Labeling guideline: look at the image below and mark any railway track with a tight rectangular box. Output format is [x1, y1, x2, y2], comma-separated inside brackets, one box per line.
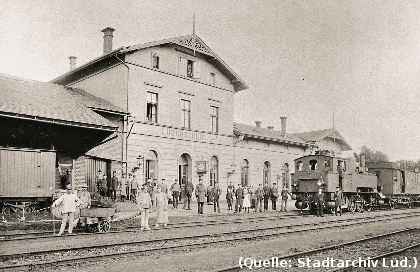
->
[0, 212, 301, 241]
[213, 228, 420, 272]
[2, 207, 417, 241]
[1, 210, 419, 271]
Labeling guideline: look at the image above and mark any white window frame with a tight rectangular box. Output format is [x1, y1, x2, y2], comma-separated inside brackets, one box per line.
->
[180, 99, 191, 129]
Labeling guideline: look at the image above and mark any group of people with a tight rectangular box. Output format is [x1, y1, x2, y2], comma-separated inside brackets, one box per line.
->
[137, 180, 169, 230]
[95, 171, 121, 201]
[167, 179, 293, 215]
[313, 186, 344, 217]
[224, 182, 292, 213]
[52, 170, 311, 235]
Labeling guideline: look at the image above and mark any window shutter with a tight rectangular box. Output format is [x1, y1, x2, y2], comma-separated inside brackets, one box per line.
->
[193, 61, 201, 79]
[179, 57, 187, 77]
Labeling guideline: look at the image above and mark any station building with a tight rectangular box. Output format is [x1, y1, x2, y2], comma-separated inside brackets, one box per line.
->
[51, 28, 313, 193]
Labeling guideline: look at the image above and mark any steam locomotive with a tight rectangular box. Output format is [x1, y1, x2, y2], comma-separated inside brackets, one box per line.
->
[291, 150, 393, 214]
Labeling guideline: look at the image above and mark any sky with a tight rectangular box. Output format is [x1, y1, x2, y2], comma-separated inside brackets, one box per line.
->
[1, 0, 420, 162]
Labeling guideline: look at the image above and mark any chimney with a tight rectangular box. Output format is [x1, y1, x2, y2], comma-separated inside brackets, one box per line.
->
[102, 27, 115, 55]
[267, 126, 274, 130]
[69, 56, 77, 71]
[280, 117, 287, 136]
[255, 121, 261, 128]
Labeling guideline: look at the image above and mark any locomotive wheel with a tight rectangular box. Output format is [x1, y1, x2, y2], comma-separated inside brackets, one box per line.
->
[98, 220, 111, 232]
[365, 204, 372, 212]
[87, 224, 98, 233]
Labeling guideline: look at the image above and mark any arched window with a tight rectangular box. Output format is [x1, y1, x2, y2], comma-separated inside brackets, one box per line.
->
[210, 156, 218, 186]
[263, 161, 271, 185]
[241, 159, 249, 187]
[145, 150, 158, 183]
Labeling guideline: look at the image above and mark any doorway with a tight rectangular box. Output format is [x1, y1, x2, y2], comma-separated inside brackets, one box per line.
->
[178, 153, 192, 197]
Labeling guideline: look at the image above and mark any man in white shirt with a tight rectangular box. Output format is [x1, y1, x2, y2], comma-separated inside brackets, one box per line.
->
[52, 185, 81, 235]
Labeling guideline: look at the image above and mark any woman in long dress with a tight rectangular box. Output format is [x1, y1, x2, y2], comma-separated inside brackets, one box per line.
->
[243, 188, 251, 213]
[155, 186, 168, 228]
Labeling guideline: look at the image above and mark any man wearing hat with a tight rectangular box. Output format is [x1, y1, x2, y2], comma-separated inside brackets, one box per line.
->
[110, 171, 119, 202]
[170, 179, 181, 208]
[314, 187, 325, 217]
[211, 182, 222, 212]
[52, 185, 80, 235]
[137, 183, 152, 230]
[77, 184, 91, 209]
[255, 184, 263, 212]
[334, 186, 343, 216]
[234, 183, 244, 213]
[183, 178, 194, 210]
[195, 178, 206, 214]
[280, 185, 291, 212]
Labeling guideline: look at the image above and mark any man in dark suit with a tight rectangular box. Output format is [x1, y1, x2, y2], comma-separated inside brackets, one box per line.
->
[263, 182, 270, 211]
[270, 183, 279, 210]
[195, 178, 206, 214]
[334, 187, 343, 216]
[211, 182, 222, 212]
[234, 184, 244, 213]
[255, 184, 263, 212]
[314, 187, 325, 217]
[183, 179, 194, 210]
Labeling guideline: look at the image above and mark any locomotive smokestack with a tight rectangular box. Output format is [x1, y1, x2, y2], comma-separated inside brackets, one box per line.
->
[360, 154, 366, 172]
[255, 121, 261, 128]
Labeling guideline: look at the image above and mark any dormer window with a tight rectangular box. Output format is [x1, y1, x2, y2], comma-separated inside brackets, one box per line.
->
[152, 53, 160, 69]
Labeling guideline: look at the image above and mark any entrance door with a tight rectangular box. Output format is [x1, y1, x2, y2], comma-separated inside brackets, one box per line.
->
[178, 153, 191, 198]
[179, 164, 187, 197]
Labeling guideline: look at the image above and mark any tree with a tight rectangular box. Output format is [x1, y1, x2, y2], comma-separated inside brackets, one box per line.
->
[354, 146, 389, 163]
[396, 160, 417, 170]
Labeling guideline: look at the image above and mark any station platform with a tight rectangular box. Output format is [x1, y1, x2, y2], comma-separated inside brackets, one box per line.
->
[112, 198, 293, 222]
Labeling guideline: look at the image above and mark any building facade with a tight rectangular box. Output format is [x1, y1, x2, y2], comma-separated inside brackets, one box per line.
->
[52, 28, 312, 192]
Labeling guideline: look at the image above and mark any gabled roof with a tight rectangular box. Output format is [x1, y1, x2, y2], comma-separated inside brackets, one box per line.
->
[51, 34, 247, 92]
[293, 128, 352, 151]
[0, 73, 118, 131]
[233, 122, 311, 148]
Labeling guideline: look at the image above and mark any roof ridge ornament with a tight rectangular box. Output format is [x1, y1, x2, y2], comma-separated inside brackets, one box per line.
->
[178, 37, 211, 55]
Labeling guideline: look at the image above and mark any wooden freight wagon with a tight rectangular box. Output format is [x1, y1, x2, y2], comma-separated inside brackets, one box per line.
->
[368, 162, 420, 207]
[0, 146, 56, 214]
